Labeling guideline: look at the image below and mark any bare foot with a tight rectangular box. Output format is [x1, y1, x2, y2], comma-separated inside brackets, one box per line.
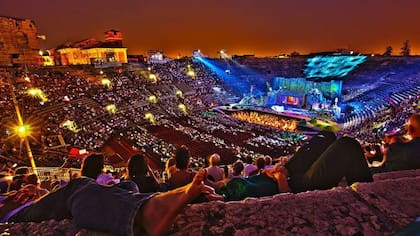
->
[186, 169, 206, 198]
[137, 169, 209, 235]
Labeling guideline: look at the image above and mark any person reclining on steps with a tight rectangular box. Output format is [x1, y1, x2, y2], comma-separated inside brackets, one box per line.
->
[0, 169, 222, 236]
[212, 133, 373, 200]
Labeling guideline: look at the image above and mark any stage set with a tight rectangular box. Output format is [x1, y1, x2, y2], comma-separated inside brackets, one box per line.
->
[194, 50, 367, 127]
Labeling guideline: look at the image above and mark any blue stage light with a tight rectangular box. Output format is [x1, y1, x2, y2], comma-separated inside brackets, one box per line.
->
[196, 57, 263, 96]
[304, 55, 367, 79]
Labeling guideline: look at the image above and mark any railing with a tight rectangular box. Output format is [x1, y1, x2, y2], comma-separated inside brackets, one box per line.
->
[25, 167, 81, 182]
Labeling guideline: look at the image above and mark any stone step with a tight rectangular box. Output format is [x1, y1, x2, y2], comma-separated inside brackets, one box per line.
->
[352, 176, 420, 228]
[1, 170, 419, 235]
[171, 188, 395, 235]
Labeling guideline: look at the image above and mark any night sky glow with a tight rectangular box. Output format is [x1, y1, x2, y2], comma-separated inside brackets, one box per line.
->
[1, 0, 420, 57]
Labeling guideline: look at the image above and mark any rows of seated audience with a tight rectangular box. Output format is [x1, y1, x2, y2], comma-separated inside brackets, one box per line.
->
[2, 109, 418, 196]
[341, 57, 420, 128]
[0, 61, 419, 234]
[0, 57, 419, 194]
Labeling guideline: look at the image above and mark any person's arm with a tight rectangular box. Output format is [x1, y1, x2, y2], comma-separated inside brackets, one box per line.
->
[204, 178, 227, 189]
[146, 160, 161, 184]
[135, 169, 223, 235]
[273, 167, 290, 193]
[379, 143, 400, 171]
[262, 164, 290, 193]
[369, 151, 387, 168]
[0, 185, 40, 222]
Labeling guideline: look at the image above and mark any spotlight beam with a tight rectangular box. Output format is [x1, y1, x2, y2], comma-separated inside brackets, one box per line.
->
[6, 72, 37, 174]
[196, 57, 262, 96]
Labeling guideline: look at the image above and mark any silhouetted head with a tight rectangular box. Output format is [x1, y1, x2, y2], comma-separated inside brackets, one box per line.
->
[175, 145, 190, 170]
[255, 157, 266, 170]
[246, 155, 254, 164]
[14, 167, 29, 176]
[25, 173, 39, 185]
[232, 161, 244, 176]
[81, 154, 104, 179]
[128, 154, 148, 178]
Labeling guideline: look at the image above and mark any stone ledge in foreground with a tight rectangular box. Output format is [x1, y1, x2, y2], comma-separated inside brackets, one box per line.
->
[352, 176, 420, 228]
[0, 170, 418, 235]
[170, 188, 394, 235]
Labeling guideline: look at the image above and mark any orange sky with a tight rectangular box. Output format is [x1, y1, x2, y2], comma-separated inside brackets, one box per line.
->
[1, 0, 420, 57]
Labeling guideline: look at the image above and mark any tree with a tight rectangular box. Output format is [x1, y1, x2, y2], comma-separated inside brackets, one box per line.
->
[290, 51, 300, 57]
[383, 46, 393, 56]
[400, 40, 411, 56]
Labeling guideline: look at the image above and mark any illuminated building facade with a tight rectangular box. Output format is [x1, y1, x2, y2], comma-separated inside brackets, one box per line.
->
[148, 50, 170, 63]
[57, 30, 127, 66]
[39, 50, 55, 66]
[0, 16, 41, 66]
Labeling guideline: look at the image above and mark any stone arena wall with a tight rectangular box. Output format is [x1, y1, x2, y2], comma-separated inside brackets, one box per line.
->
[0, 16, 41, 66]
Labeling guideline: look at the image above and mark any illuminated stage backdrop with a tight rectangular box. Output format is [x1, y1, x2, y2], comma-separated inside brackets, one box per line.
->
[304, 55, 367, 79]
[272, 77, 343, 100]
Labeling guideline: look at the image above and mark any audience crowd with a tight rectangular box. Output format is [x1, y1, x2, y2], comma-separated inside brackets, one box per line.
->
[0, 57, 419, 234]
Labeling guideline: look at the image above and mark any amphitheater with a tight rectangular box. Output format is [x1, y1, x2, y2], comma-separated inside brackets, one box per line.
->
[1, 48, 420, 235]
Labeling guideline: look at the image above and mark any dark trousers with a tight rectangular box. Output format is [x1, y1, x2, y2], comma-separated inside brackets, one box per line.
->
[11, 178, 150, 236]
[287, 136, 373, 193]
